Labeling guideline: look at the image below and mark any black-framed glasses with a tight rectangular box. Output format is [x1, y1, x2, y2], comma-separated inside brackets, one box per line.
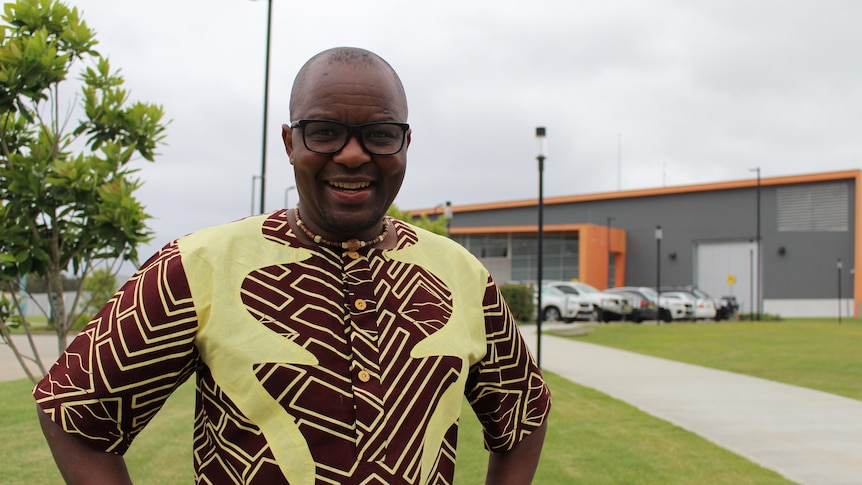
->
[290, 119, 410, 155]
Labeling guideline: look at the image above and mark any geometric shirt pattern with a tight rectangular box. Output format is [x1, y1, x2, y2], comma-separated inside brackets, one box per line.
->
[34, 210, 551, 484]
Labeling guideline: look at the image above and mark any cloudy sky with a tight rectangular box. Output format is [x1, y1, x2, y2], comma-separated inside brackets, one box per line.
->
[49, 0, 862, 262]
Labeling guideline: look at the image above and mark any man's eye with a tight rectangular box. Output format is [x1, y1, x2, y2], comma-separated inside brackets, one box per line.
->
[307, 128, 338, 139]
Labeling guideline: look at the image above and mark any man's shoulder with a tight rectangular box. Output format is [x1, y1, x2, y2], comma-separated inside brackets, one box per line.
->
[178, 214, 272, 242]
[391, 219, 486, 271]
[394, 220, 466, 252]
[176, 212, 277, 255]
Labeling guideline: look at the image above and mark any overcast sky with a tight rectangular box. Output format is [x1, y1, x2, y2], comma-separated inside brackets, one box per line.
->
[51, 0, 862, 263]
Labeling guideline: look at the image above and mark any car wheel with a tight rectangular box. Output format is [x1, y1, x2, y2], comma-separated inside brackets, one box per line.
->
[660, 309, 672, 322]
[543, 306, 562, 322]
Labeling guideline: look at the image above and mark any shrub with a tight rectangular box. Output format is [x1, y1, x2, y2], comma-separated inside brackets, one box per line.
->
[500, 284, 535, 322]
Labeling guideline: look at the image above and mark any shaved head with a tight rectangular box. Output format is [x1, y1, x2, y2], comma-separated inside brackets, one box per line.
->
[289, 47, 407, 117]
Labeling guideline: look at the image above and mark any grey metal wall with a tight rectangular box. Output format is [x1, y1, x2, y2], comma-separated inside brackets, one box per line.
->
[449, 179, 856, 300]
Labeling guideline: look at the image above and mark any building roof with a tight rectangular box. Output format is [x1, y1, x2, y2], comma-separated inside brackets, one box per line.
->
[412, 169, 861, 216]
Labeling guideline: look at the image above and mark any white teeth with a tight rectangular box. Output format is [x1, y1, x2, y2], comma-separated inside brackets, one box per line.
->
[331, 181, 370, 190]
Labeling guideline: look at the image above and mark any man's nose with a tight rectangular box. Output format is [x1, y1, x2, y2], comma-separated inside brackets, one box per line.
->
[332, 135, 371, 167]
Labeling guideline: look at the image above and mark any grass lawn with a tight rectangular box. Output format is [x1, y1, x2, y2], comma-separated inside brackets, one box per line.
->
[2, 373, 791, 484]
[552, 318, 862, 401]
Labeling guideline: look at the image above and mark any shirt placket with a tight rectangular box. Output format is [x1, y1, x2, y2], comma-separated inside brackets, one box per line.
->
[343, 249, 386, 461]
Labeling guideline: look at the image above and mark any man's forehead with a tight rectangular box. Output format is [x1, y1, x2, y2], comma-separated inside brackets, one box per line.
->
[302, 60, 389, 86]
[290, 61, 407, 116]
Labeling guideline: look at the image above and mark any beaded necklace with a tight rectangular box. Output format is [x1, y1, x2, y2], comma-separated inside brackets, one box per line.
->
[293, 207, 389, 252]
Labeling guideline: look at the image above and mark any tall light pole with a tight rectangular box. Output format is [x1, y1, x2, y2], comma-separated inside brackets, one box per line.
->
[535, 126, 546, 369]
[284, 185, 297, 210]
[250, 175, 262, 216]
[655, 225, 663, 324]
[750, 167, 761, 320]
[749, 247, 754, 320]
[254, 0, 274, 215]
[444, 200, 453, 236]
[837, 259, 843, 324]
[606, 216, 614, 288]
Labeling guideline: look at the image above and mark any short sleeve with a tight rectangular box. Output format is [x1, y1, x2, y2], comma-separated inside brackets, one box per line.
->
[465, 277, 551, 453]
[32, 241, 200, 454]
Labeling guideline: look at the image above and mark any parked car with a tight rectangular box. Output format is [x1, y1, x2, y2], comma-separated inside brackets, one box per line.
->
[610, 286, 691, 322]
[663, 290, 716, 320]
[603, 288, 656, 323]
[661, 285, 734, 320]
[534, 285, 592, 322]
[719, 295, 740, 318]
[548, 281, 632, 322]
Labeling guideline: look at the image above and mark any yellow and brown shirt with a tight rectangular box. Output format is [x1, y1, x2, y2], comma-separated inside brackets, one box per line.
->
[34, 211, 550, 484]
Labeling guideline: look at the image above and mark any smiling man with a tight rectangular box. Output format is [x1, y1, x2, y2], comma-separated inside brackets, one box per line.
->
[35, 47, 550, 484]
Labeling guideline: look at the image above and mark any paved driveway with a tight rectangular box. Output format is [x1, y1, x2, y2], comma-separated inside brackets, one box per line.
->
[1, 333, 61, 382]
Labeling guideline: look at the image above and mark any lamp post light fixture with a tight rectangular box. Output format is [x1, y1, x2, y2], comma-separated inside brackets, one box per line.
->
[837, 259, 843, 324]
[750, 167, 761, 320]
[535, 126, 546, 369]
[443, 200, 453, 235]
[655, 225, 663, 324]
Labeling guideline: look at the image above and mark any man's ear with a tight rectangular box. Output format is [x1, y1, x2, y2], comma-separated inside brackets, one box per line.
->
[282, 123, 294, 164]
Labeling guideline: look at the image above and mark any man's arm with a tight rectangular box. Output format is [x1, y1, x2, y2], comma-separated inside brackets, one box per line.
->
[485, 420, 548, 485]
[38, 406, 133, 485]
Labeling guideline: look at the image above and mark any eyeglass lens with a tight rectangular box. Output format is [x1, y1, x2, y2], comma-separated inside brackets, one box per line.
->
[302, 121, 405, 155]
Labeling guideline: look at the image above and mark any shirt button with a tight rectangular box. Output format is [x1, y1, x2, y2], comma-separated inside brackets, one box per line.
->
[354, 299, 367, 311]
[358, 370, 371, 382]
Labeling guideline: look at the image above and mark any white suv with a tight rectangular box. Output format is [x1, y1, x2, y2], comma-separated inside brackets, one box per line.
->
[548, 281, 632, 322]
[534, 285, 592, 322]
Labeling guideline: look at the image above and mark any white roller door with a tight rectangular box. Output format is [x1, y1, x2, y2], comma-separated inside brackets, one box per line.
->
[695, 240, 759, 315]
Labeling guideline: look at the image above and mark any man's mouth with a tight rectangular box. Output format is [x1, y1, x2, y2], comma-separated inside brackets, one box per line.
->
[329, 181, 372, 192]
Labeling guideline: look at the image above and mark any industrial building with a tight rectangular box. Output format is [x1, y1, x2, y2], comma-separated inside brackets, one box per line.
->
[419, 170, 859, 318]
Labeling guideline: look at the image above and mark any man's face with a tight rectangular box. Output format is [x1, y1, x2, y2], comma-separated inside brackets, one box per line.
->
[282, 62, 409, 242]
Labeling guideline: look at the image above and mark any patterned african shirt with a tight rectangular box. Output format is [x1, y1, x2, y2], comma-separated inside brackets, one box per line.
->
[34, 211, 551, 484]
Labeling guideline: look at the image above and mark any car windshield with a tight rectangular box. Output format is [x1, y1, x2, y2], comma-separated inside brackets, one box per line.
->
[576, 284, 599, 293]
[542, 286, 565, 297]
[555, 285, 576, 295]
[640, 287, 658, 299]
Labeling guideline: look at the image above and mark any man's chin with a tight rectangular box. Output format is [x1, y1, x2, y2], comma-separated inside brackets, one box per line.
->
[319, 209, 387, 240]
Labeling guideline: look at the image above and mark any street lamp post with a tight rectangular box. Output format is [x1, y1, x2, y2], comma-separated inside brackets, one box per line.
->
[250, 175, 262, 216]
[444, 200, 453, 236]
[284, 185, 297, 210]
[606, 216, 614, 288]
[750, 167, 761, 320]
[655, 225, 663, 324]
[254, 0, 274, 215]
[749, 247, 754, 320]
[837, 259, 843, 324]
[535, 126, 546, 369]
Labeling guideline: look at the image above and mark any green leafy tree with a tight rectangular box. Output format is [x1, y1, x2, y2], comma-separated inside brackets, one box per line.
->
[387, 204, 449, 236]
[0, 0, 167, 382]
[72, 266, 116, 330]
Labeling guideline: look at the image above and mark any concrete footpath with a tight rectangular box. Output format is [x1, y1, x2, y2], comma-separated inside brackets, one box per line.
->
[1, 333, 59, 382]
[523, 323, 862, 485]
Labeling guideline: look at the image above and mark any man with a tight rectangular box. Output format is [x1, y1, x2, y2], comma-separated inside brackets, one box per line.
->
[35, 47, 550, 484]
